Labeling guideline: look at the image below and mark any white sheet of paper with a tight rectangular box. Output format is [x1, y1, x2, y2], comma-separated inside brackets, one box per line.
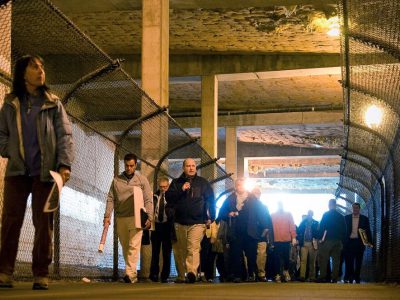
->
[43, 171, 64, 212]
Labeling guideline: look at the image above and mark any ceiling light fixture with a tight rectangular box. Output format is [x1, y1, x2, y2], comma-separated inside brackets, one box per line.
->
[365, 105, 383, 128]
[308, 14, 340, 37]
[327, 16, 340, 37]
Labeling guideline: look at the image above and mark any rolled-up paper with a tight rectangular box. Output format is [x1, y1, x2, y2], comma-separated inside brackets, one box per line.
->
[98, 223, 109, 253]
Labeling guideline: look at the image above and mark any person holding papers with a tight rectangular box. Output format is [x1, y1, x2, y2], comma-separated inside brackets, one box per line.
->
[316, 199, 346, 283]
[103, 153, 153, 284]
[0, 55, 74, 290]
[343, 202, 372, 284]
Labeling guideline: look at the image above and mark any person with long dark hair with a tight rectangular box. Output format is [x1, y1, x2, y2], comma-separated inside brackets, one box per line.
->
[0, 55, 74, 290]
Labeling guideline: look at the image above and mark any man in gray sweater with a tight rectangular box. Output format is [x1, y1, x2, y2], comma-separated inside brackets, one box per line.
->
[103, 153, 153, 283]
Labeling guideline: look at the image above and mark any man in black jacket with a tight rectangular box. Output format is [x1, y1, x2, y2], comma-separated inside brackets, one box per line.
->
[317, 199, 346, 283]
[149, 177, 173, 283]
[165, 158, 215, 283]
[219, 178, 269, 283]
[343, 202, 372, 284]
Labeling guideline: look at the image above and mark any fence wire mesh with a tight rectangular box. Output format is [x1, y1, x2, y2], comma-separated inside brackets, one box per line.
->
[0, 0, 233, 280]
[338, 0, 400, 281]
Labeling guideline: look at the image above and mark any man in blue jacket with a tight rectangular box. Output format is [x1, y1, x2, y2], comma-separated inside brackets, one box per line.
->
[165, 158, 215, 283]
[297, 210, 319, 281]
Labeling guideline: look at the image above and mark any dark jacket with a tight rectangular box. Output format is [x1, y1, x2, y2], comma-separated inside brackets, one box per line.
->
[319, 209, 347, 243]
[165, 173, 215, 226]
[0, 92, 74, 182]
[219, 192, 271, 241]
[297, 218, 319, 247]
[344, 213, 372, 249]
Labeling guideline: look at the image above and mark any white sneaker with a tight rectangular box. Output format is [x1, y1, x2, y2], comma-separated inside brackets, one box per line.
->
[283, 271, 291, 282]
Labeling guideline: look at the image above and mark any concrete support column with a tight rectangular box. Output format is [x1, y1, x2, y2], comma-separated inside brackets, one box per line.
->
[140, 0, 169, 280]
[201, 75, 218, 159]
[140, 0, 169, 187]
[141, 0, 169, 108]
[225, 126, 237, 180]
[0, 1, 12, 225]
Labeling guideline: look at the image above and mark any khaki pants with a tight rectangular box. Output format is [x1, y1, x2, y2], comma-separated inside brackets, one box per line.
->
[256, 242, 267, 278]
[117, 216, 143, 280]
[300, 241, 317, 280]
[139, 243, 152, 279]
[174, 223, 205, 277]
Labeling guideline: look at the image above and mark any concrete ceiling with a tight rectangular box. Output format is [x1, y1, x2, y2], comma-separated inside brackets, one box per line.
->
[50, 0, 343, 191]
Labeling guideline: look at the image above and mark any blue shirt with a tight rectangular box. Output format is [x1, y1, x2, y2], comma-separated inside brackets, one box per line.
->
[20, 94, 44, 176]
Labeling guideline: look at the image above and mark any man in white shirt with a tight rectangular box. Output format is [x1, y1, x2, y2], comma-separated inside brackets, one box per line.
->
[343, 202, 372, 284]
[150, 177, 173, 283]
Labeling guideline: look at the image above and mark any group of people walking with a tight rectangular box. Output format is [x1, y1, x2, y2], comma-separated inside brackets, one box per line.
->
[104, 153, 373, 286]
[0, 55, 372, 291]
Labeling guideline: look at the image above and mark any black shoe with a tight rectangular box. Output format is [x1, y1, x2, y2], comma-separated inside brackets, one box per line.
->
[160, 278, 168, 283]
[0, 281, 13, 288]
[32, 283, 48, 290]
[149, 275, 158, 282]
[0, 273, 13, 288]
[186, 272, 196, 283]
[315, 278, 327, 283]
[257, 276, 267, 282]
[232, 277, 242, 283]
[246, 276, 256, 282]
[297, 277, 305, 282]
[174, 278, 185, 284]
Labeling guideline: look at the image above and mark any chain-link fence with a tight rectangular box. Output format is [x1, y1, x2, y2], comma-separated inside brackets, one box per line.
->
[338, 0, 400, 281]
[0, 0, 233, 280]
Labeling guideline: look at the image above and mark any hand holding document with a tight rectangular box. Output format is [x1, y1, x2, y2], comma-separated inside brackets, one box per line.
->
[43, 171, 64, 213]
[140, 208, 149, 229]
[358, 228, 373, 248]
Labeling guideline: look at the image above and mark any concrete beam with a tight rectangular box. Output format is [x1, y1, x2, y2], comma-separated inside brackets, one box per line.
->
[217, 67, 341, 81]
[42, 53, 340, 83]
[84, 110, 342, 134]
[168, 0, 337, 9]
[174, 111, 343, 128]
[52, 0, 337, 13]
[121, 53, 341, 78]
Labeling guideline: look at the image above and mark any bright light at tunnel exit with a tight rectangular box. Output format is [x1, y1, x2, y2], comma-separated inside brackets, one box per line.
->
[215, 191, 343, 226]
[365, 105, 383, 128]
[244, 178, 256, 191]
[259, 192, 337, 225]
[327, 16, 340, 37]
